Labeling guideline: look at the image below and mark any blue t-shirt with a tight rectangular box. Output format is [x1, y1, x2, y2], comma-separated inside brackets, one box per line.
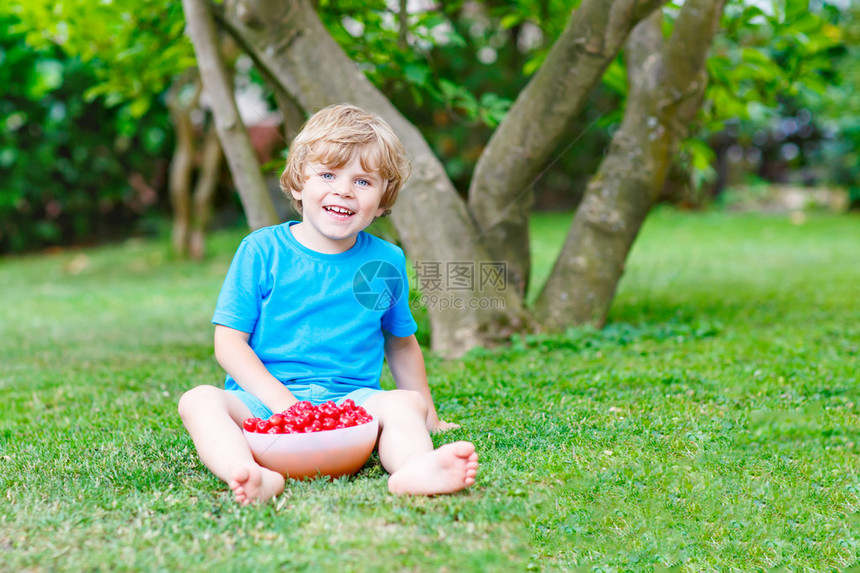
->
[212, 221, 417, 396]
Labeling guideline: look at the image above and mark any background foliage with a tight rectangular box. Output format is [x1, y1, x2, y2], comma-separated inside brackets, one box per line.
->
[0, 0, 191, 252]
[0, 12, 173, 252]
[0, 0, 857, 254]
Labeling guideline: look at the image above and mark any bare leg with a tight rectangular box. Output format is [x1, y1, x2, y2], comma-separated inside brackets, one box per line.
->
[178, 385, 285, 505]
[363, 390, 478, 495]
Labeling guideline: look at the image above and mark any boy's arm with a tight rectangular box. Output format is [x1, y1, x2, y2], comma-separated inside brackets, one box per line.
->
[214, 324, 298, 414]
[383, 333, 459, 433]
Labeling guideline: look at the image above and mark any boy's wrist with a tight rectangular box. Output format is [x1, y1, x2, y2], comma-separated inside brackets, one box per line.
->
[271, 398, 299, 414]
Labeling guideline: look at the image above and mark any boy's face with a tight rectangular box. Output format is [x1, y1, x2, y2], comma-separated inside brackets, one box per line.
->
[290, 155, 386, 254]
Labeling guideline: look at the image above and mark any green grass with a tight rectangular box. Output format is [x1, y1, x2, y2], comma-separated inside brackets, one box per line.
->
[1, 208, 859, 571]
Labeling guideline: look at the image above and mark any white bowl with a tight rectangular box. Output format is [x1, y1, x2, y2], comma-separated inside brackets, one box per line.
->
[244, 418, 379, 480]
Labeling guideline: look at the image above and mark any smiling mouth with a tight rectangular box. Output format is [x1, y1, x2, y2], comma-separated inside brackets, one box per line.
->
[324, 205, 356, 217]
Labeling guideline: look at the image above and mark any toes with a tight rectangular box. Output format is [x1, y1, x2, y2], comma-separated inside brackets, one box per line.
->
[231, 466, 250, 485]
[452, 441, 476, 458]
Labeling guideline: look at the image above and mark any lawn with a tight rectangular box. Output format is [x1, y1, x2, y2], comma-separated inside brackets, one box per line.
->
[1, 208, 858, 571]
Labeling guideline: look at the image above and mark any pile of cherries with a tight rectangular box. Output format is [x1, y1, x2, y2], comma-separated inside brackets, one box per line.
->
[243, 399, 373, 434]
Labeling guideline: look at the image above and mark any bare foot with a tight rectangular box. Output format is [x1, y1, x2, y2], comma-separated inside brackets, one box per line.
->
[228, 464, 285, 505]
[388, 441, 478, 496]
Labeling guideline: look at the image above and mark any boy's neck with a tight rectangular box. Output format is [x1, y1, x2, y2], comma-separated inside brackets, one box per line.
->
[289, 221, 359, 254]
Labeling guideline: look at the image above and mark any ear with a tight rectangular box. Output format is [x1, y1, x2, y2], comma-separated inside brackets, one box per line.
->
[290, 187, 302, 202]
[374, 205, 385, 218]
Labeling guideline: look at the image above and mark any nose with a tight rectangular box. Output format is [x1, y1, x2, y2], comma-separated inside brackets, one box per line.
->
[332, 178, 353, 198]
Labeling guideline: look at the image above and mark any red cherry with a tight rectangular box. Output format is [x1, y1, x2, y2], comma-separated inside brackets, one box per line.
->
[255, 419, 271, 433]
[291, 401, 313, 414]
[319, 401, 339, 419]
[243, 418, 258, 432]
[294, 411, 313, 430]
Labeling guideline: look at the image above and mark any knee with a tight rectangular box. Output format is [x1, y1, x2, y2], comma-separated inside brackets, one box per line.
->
[177, 385, 220, 420]
[365, 389, 429, 423]
[391, 389, 429, 418]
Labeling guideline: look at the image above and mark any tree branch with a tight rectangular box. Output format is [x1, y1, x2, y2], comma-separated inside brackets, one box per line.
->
[181, 0, 278, 230]
[466, 0, 669, 298]
[624, 10, 663, 91]
[664, 0, 726, 92]
[533, 0, 727, 330]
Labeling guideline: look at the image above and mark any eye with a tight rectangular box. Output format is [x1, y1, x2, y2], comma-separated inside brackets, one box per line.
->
[356, 178, 371, 187]
[320, 172, 334, 180]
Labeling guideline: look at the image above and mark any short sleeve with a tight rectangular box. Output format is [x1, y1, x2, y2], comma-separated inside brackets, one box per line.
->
[381, 250, 418, 337]
[212, 238, 268, 334]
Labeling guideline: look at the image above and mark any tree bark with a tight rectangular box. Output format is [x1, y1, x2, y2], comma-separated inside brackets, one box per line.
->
[182, 0, 279, 231]
[214, 0, 529, 356]
[189, 124, 223, 260]
[273, 87, 304, 143]
[166, 75, 198, 258]
[533, 0, 726, 329]
[467, 0, 668, 298]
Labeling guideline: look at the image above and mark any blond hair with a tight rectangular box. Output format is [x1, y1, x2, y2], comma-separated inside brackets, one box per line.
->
[280, 104, 411, 216]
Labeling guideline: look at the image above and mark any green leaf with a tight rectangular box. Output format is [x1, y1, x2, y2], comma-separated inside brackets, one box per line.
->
[127, 96, 150, 119]
[478, 92, 512, 127]
[403, 63, 430, 87]
[438, 79, 460, 100]
[26, 58, 63, 98]
[785, 11, 824, 36]
[684, 137, 716, 171]
[785, 0, 811, 21]
[523, 53, 546, 76]
[500, 13, 523, 30]
[601, 59, 627, 97]
[740, 47, 771, 68]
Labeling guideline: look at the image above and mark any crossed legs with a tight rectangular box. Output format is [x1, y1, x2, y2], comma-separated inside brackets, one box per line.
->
[178, 386, 478, 503]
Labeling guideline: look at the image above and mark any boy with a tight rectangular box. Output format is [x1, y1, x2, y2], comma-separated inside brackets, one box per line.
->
[178, 104, 478, 505]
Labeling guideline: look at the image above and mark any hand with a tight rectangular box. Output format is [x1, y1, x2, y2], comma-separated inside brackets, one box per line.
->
[429, 419, 460, 433]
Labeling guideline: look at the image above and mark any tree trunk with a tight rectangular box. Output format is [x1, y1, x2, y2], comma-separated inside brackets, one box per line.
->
[533, 0, 726, 330]
[182, 0, 279, 231]
[273, 87, 304, 144]
[166, 72, 202, 257]
[214, 0, 529, 356]
[467, 0, 668, 299]
[189, 123, 223, 260]
[167, 98, 194, 258]
[197, 0, 728, 355]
